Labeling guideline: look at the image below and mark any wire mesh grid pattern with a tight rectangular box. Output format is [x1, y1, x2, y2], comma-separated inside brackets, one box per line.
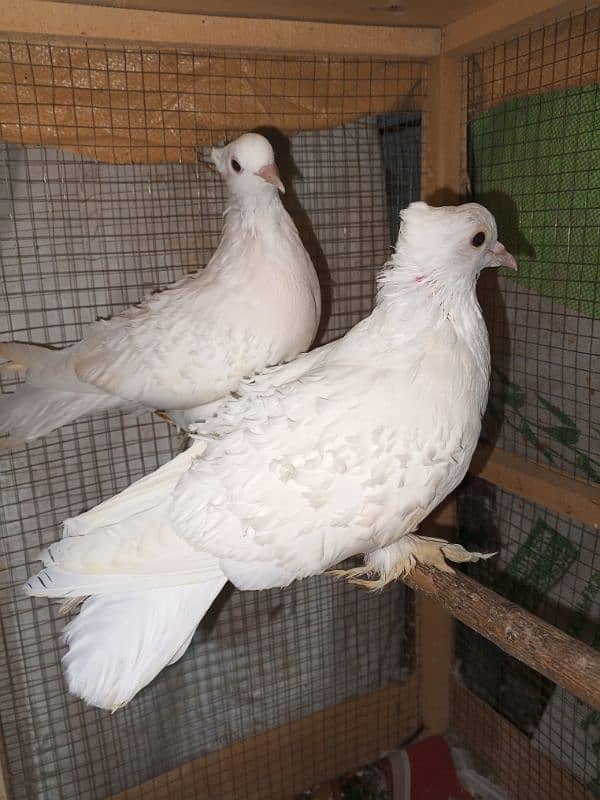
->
[0, 40, 424, 800]
[465, 8, 600, 485]
[454, 14, 600, 795]
[454, 477, 600, 797]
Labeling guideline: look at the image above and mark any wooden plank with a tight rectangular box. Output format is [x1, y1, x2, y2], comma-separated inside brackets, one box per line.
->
[0, 758, 8, 800]
[421, 53, 468, 203]
[0, 0, 441, 57]
[416, 51, 465, 735]
[470, 444, 600, 528]
[443, 0, 589, 55]
[31, 0, 498, 29]
[406, 565, 600, 710]
[417, 498, 456, 733]
[106, 679, 420, 800]
[452, 683, 596, 800]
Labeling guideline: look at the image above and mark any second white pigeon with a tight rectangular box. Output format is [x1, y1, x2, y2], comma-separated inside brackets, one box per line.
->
[0, 132, 321, 448]
[25, 202, 517, 711]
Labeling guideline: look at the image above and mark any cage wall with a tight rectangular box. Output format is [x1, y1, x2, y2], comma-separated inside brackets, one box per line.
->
[0, 41, 426, 800]
[452, 9, 599, 799]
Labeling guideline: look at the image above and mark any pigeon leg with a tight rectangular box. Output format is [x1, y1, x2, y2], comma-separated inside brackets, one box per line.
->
[329, 535, 495, 590]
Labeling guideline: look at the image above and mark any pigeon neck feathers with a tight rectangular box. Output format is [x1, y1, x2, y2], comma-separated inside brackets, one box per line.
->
[375, 245, 480, 321]
[226, 183, 283, 217]
[375, 202, 497, 323]
[222, 191, 287, 241]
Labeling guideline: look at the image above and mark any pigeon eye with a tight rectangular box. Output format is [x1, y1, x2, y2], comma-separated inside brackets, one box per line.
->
[231, 159, 241, 173]
[471, 231, 486, 247]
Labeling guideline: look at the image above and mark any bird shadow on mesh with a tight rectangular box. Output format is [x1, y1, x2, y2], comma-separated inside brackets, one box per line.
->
[475, 190, 534, 453]
[252, 126, 332, 346]
[426, 187, 534, 455]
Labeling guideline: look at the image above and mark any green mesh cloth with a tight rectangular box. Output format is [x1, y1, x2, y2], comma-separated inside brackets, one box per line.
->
[469, 84, 599, 319]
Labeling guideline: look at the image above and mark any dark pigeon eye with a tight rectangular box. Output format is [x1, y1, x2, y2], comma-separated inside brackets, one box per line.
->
[231, 158, 241, 173]
[471, 231, 486, 247]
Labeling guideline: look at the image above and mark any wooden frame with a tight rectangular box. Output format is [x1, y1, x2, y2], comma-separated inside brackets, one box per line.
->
[444, 0, 590, 54]
[470, 444, 599, 529]
[0, 1, 596, 798]
[107, 680, 420, 800]
[452, 683, 596, 800]
[417, 50, 465, 736]
[0, 0, 441, 57]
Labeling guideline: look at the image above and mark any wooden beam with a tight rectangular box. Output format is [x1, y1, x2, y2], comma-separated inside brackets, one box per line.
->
[0, 0, 441, 57]
[470, 444, 600, 529]
[417, 498, 456, 733]
[443, 0, 588, 55]
[452, 683, 596, 799]
[0, 723, 10, 800]
[416, 51, 466, 736]
[0, 761, 7, 800]
[421, 53, 467, 203]
[407, 565, 600, 710]
[107, 679, 420, 800]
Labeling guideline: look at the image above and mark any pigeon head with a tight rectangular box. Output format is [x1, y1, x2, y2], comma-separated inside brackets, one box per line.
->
[210, 133, 285, 202]
[396, 202, 517, 282]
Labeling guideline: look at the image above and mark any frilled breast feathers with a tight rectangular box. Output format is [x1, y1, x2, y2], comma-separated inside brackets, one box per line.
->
[73, 203, 320, 410]
[166, 306, 489, 590]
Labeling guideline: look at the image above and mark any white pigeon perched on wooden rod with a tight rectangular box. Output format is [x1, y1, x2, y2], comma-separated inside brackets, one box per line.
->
[25, 201, 517, 711]
[0, 132, 321, 449]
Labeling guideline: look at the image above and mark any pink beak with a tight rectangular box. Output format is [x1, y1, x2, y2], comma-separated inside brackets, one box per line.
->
[257, 164, 285, 194]
[490, 240, 518, 271]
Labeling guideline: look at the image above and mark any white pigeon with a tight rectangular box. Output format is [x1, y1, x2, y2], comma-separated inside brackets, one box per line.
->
[25, 202, 517, 711]
[0, 132, 321, 448]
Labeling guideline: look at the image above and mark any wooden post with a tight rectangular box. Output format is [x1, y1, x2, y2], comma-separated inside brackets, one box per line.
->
[407, 565, 600, 710]
[0, 735, 9, 800]
[417, 499, 456, 733]
[470, 444, 600, 529]
[417, 52, 466, 735]
[421, 54, 468, 206]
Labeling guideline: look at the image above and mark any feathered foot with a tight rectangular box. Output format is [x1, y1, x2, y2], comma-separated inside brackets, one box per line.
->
[329, 535, 496, 590]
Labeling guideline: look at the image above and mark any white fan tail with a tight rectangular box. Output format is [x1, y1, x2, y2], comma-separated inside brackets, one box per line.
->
[62, 578, 227, 711]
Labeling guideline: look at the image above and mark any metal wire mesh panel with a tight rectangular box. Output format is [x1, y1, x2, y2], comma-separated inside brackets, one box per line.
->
[0, 41, 424, 800]
[454, 477, 600, 798]
[465, 8, 600, 484]
[454, 15, 600, 794]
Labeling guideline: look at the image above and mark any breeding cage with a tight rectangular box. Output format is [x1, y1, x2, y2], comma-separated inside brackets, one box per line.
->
[0, 1, 598, 799]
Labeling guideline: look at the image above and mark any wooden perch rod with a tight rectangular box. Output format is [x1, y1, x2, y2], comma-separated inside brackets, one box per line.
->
[406, 565, 600, 711]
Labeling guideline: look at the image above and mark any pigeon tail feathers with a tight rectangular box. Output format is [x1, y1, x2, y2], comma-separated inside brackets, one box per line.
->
[61, 578, 227, 711]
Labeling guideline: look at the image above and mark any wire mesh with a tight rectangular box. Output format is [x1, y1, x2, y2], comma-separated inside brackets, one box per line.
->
[454, 477, 600, 798]
[453, 12, 600, 796]
[465, 7, 600, 485]
[0, 40, 424, 800]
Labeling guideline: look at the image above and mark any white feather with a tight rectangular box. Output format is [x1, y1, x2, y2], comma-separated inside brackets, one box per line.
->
[1, 132, 320, 448]
[62, 580, 226, 711]
[26, 202, 515, 709]
[0, 385, 126, 449]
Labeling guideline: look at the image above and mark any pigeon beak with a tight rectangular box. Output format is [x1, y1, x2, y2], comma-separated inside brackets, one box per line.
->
[257, 164, 285, 194]
[489, 241, 518, 271]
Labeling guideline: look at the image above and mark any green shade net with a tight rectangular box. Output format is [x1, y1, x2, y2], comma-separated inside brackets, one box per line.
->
[469, 84, 599, 319]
